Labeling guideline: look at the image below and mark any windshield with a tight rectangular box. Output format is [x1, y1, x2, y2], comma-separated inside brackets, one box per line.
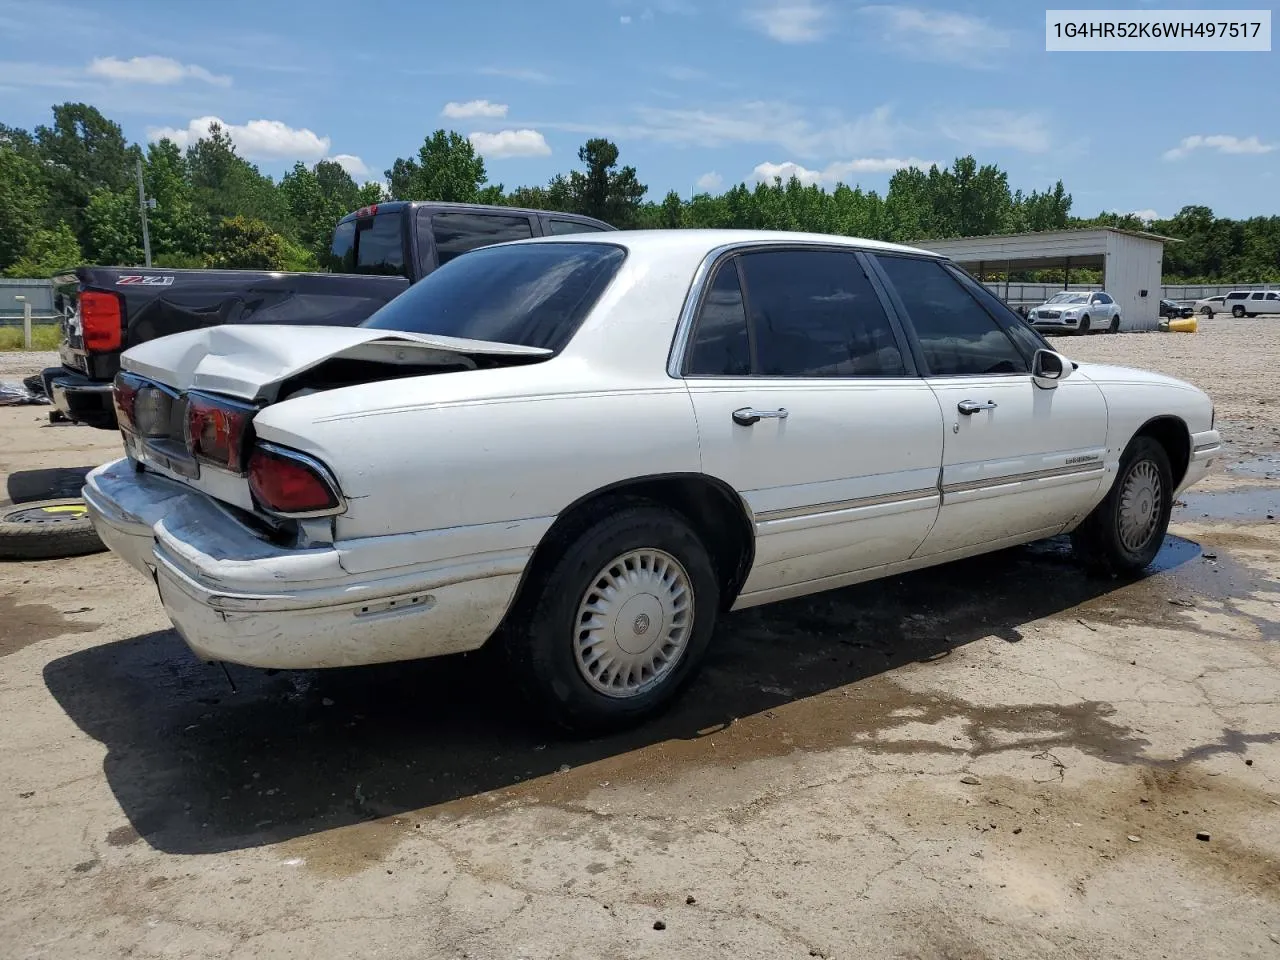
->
[361, 241, 625, 351]
[1047, 293, 1089, 304]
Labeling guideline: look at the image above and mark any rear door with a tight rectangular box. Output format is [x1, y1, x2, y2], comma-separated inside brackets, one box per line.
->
[682, 246, 945, 602]
[872, 254, 1109, 558]
[1264, 292, 1280, 316]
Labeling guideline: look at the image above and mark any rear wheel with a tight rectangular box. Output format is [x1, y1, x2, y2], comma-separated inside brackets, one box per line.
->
[1071, 436, 1173, 576]
[503, 501, 721, 733]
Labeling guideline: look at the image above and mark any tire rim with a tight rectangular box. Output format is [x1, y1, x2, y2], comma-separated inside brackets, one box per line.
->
[2, 502, 88, 524]
[1117, 460, 1162, 553]
[573, 548, 694, 699]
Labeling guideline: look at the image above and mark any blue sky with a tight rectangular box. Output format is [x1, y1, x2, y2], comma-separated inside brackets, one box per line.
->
[0, 0, 1275, 219]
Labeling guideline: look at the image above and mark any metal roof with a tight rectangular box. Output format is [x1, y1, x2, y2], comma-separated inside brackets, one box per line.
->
[914, 226, 1180, 272]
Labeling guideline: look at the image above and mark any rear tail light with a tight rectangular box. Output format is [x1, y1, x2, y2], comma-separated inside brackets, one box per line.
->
[80, 290, 123, 352]
[248, 444, 343, 516]
[185, 392, 256, 473]
[112, 372, 142, 431]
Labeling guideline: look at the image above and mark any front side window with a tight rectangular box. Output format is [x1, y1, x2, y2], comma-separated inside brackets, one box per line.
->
[430, 212, 534, 266]
[876, 255, 1028, 377]
[687, 260, 751, 376]
[736, 249, 905, 377]
[362, 242, 624, 352]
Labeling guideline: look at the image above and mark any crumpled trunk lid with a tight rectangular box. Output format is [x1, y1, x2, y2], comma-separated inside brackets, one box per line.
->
[120, 324, 552, 402]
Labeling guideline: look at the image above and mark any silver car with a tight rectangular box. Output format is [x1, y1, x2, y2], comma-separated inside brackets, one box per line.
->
[1027, 291, 1121, 335]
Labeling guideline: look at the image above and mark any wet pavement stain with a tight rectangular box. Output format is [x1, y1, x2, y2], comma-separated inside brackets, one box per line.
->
[0, 592, 97, 658]
[1175, 486, 1280, 522]
[39, 528, 1279, 862]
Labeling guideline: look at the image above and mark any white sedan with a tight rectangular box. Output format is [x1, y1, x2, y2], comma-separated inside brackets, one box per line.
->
[84, 230, 1221, 732]
[1026, 291, 1122, 334]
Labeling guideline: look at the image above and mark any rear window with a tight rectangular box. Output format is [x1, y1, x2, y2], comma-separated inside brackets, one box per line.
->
[361, 242, 625, 351]
[322, 213, 405, 277]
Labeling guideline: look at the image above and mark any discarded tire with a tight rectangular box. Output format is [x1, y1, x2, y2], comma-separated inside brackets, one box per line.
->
[0, 498, 106, 560]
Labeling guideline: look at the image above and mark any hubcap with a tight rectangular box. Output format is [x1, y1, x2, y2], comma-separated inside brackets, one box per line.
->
[573, 549, 694, 698]
[1118, 459, 1163, 553]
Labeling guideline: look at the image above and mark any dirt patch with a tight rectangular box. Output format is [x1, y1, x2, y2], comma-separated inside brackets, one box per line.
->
[0, 592, 96, 657]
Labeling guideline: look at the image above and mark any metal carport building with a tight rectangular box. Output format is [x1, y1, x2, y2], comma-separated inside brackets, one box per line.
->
[917, 227, 1176, 332]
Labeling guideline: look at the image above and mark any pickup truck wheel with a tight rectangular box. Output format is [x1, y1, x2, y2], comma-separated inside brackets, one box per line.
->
[1070, 436, 1172, 576]
[506, 503, 720, 733]
[0, 498, 106, 561]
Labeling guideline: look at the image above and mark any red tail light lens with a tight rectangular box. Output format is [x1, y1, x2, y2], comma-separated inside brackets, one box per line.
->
[112, 372, 141, 430]
[248, 445, 342, 516]
[185, 393, 255, 473]
[80, 290, 123, 352]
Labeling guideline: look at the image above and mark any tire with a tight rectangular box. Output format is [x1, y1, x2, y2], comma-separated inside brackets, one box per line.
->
[1109, 314, 1121, 333]
[1077, 314, 1091, 335]
[0, 498, 106, 561]
[503, 500, 721, 733]
[1071, 436, 1173, 577]
[1232, 305, 1246, 318]
[1246, 313, 1257, 318]
[1201, 307, 1213, 317]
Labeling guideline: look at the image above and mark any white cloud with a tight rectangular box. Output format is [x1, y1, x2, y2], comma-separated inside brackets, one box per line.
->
[939, 109, 1050, 154]
[1162, 134, 1276, 160]
[695, 171, 723, 191]
[857, 6, 1011, 66]
[1129, 208, 1160, 222]
[620, 14, 632, 23]
[330, 154, 370, 178]
[661, 65, 707, 82]
[753, 156, 933, 186]
[88, 55, 230, 87]
[468, 128, 551, 158]
[477, 66, 553, 84]
[442, 99, 508, 119]
[146, 116, 330, 161]
[745, 0, 828, 42]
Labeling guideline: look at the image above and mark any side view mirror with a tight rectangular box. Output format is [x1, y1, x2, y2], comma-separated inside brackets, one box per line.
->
[1032, 348, 1073, 389]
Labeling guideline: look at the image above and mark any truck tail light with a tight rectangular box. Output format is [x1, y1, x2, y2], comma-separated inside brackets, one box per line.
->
[80, 290, 124, 352]
[185, 393, 255, 473]
[248, 444, 343, 516]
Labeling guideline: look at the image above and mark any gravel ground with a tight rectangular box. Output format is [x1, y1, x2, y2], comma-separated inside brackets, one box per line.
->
[0, 350, 57, 380]
[1, 319, 1277, 960]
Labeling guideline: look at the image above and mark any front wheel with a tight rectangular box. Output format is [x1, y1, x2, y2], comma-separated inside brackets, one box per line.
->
[1109, 314, 1121, 333]
[504, 501, 721, 733]
[1071, 436, 1173, 576]
[1078, 314, 1091, 334]
[1201, 306, 1213, 317]
[1232, 305, 1246, 318]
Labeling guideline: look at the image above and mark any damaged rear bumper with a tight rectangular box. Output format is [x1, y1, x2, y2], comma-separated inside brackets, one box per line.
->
[83, 458, 534, 669]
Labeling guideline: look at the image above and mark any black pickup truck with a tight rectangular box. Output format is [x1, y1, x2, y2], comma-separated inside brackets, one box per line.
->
[44, 201, 614, 428]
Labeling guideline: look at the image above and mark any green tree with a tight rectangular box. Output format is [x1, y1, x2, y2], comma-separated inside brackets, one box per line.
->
[0, 148, 50, 270]
[5, 222, 83, 277]
[34, 103, 138, 244]
[566, 138, 646, 227]
[205, 216, 289, 270]
[83, 188, 143, 265]
[281, 158, 360, 258]
[144, 138, 209, 261]
[384, 130, 489, 202]
[187, 123, 290, 234]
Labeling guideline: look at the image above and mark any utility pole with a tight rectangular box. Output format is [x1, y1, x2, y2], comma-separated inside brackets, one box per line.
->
[135, 156, 154, 267]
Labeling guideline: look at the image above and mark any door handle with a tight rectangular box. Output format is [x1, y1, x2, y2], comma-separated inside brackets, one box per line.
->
[957, 399, 997, 415]
[732, 407, 789, 426]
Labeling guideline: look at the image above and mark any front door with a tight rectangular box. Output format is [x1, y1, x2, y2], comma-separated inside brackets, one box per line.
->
[872, 254, 1109, 557]
[679, 248, 945, 601]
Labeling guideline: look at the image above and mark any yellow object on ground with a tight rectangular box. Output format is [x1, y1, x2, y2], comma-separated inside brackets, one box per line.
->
[1168, 316, 1198, 333]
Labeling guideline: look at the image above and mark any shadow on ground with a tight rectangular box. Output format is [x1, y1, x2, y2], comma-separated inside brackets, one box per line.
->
[43, 534, 1218, 856]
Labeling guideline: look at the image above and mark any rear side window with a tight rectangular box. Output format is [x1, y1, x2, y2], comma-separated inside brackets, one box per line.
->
[431, 212, 534, 266]
[326, 219, 356, 272]
[687, 261, 751, 376]
[362, 242, 624, 352]
[737, 249, 905, 377]
[548, 219, 607, 235]
[876, 255, 1027, 376]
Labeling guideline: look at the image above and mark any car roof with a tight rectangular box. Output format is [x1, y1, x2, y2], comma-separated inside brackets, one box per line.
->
[508, 228, 942, 258]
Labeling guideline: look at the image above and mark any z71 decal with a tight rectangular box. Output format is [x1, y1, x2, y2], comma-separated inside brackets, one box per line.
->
[117, 275, 174, 286]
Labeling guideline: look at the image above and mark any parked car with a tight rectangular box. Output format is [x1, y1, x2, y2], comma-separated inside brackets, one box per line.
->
[1026, 290, 1122, 334]
[1193, 295, 1226, 317]
[1159, 299, 1194, 320]
[42, 202, 614, 429]
[1222, 290, 1280, 318]
[83, 230, 1220, 732]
